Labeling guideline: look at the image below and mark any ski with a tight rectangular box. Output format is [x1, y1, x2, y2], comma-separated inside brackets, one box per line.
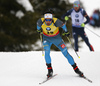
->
[39, 74, 57, 85]
[81, 75, 92, 83]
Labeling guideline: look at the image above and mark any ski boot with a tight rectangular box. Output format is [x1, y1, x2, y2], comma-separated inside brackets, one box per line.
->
[89, 45, 94, 51]
[72, 63, 84, 77]
[46, 63, 53, 78]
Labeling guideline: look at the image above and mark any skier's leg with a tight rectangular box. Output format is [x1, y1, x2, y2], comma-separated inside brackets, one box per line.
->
[80, 31, 94, 51]
[73, 32, 78, 51]
[55, 40, 75, 65]
[54, 39, 83, 76]
[43, 40, 52, 64]
[43, 40, 53, 78]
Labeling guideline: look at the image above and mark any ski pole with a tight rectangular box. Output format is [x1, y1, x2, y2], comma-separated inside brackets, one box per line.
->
[64, 20, 80, 58]
[64, 21, 80, 58]
[66, 37, 80, 58]
[85, 26, 100, 38]
[40, 34, 44, 56]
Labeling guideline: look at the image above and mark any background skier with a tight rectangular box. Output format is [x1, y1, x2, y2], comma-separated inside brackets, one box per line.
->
[62, 1, 94, 51]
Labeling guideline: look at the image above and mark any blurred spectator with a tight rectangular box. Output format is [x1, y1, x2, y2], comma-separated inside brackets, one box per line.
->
[89, 9, 100, 27]
[90, 16, 95, 26]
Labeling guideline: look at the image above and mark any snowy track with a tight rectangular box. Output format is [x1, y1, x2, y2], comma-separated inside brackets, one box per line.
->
[0, 51, 100, 86]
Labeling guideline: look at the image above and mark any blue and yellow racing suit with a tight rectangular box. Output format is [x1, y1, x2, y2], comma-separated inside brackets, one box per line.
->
[37, 17, 75, 65]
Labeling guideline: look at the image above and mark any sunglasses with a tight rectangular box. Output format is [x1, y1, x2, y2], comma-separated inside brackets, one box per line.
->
[73, 4, 80, 7]
[45, 19, 52, 21]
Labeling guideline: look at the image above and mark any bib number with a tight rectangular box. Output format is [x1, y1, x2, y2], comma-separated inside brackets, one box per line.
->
[75, 19, 79, 22]
[47, 31, 53, 34]
[75, 19, 80, 25]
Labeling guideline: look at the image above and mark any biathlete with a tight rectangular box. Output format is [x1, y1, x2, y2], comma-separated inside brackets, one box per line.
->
[37, 10, 83, 78]
[62, 1, 94, 51]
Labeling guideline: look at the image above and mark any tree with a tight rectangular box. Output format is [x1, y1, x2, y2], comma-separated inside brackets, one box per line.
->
[0, 0, 81, 51]
[0, 0, 37, 51]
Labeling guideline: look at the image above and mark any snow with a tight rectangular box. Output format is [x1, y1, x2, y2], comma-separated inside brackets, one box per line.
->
[16, 0, 34, 12]
[0, 51, 100, 86]
[16, 10, 24, 18]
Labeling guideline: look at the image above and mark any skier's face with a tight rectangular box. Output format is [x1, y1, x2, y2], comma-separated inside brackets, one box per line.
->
[45, 18, 52, 26]
[74, 6, 80, 11]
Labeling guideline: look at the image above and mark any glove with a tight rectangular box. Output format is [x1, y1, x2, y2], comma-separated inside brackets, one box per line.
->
[81, 23, 85, 27]
[62, 31, 70, 37]
[37, 29, 43, 34]
[65, 16, 69, 21]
